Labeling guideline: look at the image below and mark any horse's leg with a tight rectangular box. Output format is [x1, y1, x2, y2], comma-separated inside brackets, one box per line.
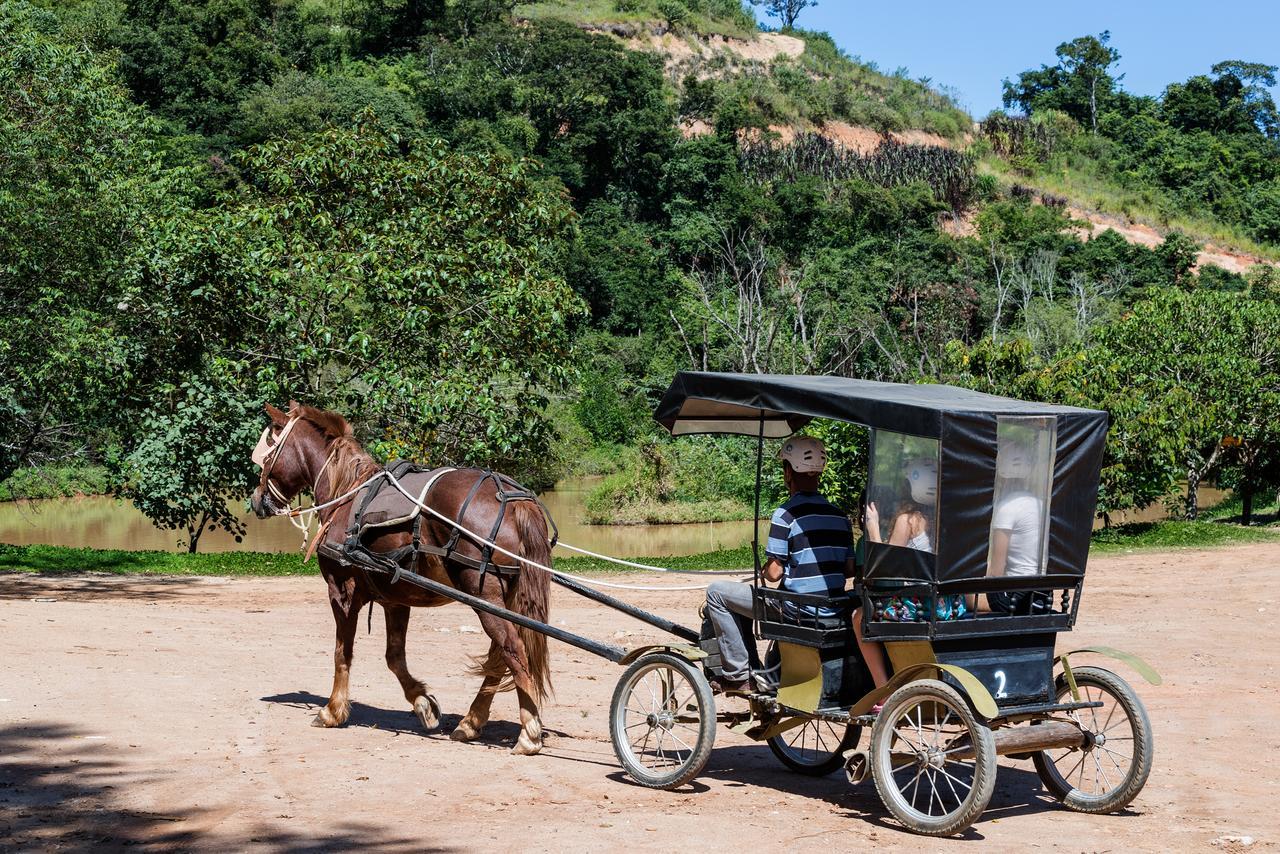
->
[470, 610, 543, 756]
[451, 640, 503, 742]
[383, 603, 441, 732]
[314, 588, 364, 728]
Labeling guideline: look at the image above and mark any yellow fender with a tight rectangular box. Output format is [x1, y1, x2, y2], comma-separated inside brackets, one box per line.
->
[849, 663, 999, 720]
[618, 643, 707, 666]
[1057, 645, 1161, 701]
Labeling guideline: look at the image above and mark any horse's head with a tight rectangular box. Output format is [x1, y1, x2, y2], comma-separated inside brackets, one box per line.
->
[249, 401, 354, 518]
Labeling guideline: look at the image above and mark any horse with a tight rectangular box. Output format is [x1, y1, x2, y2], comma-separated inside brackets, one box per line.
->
[248, 401, 553, 755]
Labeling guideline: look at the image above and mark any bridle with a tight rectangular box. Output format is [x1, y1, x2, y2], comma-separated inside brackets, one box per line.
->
[253, 414, 340, 514]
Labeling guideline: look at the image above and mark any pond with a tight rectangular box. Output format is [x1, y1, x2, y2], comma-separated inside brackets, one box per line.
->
[0, 478, 1229, 558]
[0, 477, 758, 558]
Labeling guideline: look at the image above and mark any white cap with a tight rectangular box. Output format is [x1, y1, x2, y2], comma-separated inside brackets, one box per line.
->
[906, 457, 938, 505]
[779, 436, 827, 473]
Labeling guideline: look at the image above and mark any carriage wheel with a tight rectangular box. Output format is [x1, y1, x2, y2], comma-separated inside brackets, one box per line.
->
[609, 652, 716, 790]
[768, 719, 861, 776]
[1033, 666, 1153, 814]
[870, 679, 996, 837]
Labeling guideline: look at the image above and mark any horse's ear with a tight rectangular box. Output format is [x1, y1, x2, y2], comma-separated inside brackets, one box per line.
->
[264, 403, 288, 425]
[288, 399, 301, 413]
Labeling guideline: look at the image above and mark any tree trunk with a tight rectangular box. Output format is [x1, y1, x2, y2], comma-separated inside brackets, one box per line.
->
[187, 511, 210, 554]
[1090, 76, 1098, 134]
[1242, 484, 1254, 525]
[1185, 467, 1200, 521]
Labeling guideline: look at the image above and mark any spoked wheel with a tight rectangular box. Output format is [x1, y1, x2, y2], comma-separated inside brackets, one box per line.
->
[768, 719, 861, 776]
[870, 680, 996, 837]
[609, 653, 716, 790]
[1033, 666, 1153, 813]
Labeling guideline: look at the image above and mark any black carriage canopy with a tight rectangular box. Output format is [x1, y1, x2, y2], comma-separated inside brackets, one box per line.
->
[654, 372, 1109, 584]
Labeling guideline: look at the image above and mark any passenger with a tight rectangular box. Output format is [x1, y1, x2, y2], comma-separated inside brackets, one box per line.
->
[861, 455, 964, 677]
[985, 445, 1049, 614]
[850, 493, 891, 690]
[703, 436, 853, 694]
[865, 457, 937, 553]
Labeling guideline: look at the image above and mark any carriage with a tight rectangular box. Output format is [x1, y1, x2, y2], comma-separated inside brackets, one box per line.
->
[304, 371, 1158, 837]
[603, 372, 1158, 836]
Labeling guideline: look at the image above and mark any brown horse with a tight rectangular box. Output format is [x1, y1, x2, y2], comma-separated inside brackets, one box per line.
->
[248, 402, 553, 755]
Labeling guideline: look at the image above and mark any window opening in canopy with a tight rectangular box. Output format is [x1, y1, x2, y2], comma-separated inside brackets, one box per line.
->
[988, 417, 1056, 579]
[867, 431, 940, 554]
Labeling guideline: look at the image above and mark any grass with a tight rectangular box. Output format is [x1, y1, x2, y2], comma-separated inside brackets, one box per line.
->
[978, 155, 1280, 265]
[582, 498, 755, 524]
[515, 0, 759, 39]
[1090, 519, 1279, 554]
[4, 515, 1276, 578]
[0, 542, 756, 576]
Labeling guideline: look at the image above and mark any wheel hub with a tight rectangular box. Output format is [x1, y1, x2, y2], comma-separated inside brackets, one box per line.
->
[646, 712, 675, 731]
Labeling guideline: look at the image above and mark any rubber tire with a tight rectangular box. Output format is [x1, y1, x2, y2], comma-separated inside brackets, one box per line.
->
[768, 721, 862, 776]
[1033, 666, 1153, 814]
[609, 652, 716, 790]
[870, 679, 997, 837]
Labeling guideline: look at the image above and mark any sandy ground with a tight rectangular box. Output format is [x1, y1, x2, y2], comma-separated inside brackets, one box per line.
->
[2, 544, 1279, 852]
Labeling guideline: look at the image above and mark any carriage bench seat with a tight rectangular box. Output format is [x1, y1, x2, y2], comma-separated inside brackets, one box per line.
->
[753, 586, 855, 650]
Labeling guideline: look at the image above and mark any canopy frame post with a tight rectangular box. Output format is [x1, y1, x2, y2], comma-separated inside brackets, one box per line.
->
[752, 411, 764, 641]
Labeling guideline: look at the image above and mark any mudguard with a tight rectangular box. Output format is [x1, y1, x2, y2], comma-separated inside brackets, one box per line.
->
[848, 662, 999, 719]
[1058, 645, 1162, 690]
[618, 643, 708, 666]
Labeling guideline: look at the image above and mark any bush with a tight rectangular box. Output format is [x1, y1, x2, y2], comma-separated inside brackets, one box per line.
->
[614, 0, 643, 12]
[656, 0, 690, 27]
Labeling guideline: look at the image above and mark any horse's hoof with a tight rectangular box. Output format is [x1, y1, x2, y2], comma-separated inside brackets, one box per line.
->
[450, 719, 481, 742]
[414, 695, 441, 732]
[312, 706, 347, 728]
[511, 732, 542, 755]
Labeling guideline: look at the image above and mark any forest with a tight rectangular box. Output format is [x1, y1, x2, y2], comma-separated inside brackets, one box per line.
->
[2, 0, 1279, 549]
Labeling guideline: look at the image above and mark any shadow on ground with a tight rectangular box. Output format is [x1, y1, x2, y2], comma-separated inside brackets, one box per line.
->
[0, 571, 207, 602]
[259, 690, 572, 749]
[0, 722, 452, 852]
[695, 741, 1092, 838]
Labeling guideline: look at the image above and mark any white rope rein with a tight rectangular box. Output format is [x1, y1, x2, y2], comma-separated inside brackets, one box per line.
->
[280, 469, 750, 592]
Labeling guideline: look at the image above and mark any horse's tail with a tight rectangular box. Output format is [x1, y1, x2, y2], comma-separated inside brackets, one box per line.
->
[507, 500, 553, 703]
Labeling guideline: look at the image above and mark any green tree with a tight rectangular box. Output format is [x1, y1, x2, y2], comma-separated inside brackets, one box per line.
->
[142, 119, 587, 478]
[1003, 32, 1121, 133]
[110, 377, 260, 552]
[1094, 288, 1280, 519]
[751, 0, 815, 29]
[0, 4, 200, 481]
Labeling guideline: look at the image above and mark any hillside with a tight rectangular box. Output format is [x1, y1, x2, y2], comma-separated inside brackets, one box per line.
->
[518, 2, 1278, 271]
[517, 1, 971, 139]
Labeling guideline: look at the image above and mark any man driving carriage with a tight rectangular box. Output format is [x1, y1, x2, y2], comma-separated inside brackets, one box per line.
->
[703, 436, 855, 694]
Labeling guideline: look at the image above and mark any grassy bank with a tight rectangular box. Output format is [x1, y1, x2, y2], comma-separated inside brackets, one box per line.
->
[0, 465, 109, 502]
[3, 519, 1277, 577]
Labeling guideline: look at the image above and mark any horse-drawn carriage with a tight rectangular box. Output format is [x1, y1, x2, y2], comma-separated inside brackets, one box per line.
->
[253, 372, 1158, 837]
[607, 372, 1158, 836]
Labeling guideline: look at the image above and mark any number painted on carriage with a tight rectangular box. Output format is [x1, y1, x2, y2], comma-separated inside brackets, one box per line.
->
[993, 670, 1008, 699]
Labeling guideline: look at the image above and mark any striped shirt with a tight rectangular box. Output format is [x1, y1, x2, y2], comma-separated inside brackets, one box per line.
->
[766, 492, 853, 614]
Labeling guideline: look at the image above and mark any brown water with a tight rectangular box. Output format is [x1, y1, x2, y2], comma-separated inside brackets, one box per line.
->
[0, 477, 757, 558]
[0, 478, 1229, 557]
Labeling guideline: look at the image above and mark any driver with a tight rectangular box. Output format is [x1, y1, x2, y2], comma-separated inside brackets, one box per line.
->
[703, 436, 854, 694]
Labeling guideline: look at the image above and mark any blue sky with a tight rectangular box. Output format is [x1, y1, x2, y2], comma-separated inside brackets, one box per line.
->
[792, 1, 1280, 117]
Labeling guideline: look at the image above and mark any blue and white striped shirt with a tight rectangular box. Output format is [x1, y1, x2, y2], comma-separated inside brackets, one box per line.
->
[766, 492, 853, 609]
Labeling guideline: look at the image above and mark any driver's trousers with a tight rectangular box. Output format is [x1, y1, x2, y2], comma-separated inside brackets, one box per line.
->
[705, 581, 755, 681]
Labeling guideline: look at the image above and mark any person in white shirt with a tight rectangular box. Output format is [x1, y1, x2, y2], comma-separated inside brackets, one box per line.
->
[985, 445, 1049, 613]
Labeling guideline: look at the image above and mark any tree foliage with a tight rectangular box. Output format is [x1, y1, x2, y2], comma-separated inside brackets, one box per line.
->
[143, 120, 586, 476]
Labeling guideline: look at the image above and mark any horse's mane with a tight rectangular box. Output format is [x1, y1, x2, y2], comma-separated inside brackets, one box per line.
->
[290, 404, 380, 499]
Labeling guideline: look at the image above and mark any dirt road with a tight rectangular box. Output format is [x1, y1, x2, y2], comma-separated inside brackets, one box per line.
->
[2, 544, 1278, 852]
